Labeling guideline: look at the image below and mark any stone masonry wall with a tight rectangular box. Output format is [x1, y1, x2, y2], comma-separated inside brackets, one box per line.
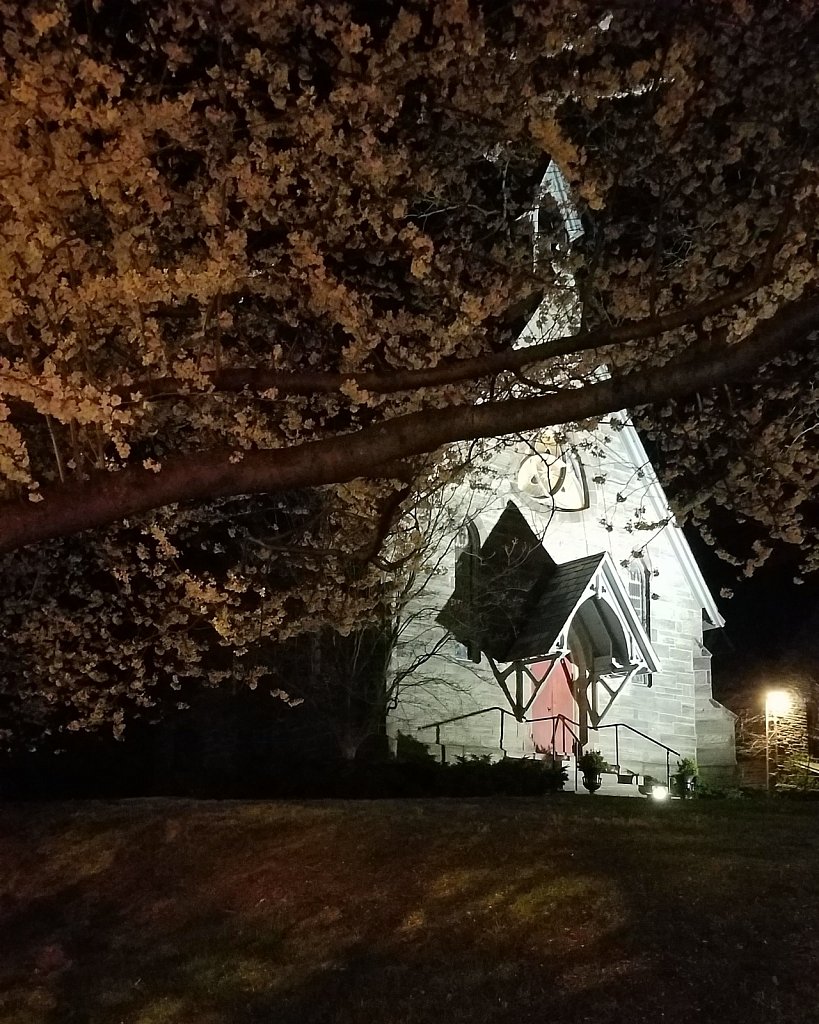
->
[388, 424, 736, 781]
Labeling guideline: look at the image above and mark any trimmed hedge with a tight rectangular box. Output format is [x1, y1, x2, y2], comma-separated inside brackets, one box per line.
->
[247, 755, 569, 800]
[2, 745, 568, 800]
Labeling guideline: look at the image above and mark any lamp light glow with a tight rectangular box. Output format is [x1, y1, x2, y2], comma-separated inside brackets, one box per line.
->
[650, 785, 669, 802]
[765, 689, 793, 795]
[766, 690, 791, 717]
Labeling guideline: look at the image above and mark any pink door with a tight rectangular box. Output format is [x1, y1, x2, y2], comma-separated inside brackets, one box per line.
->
[530, 657, 577, 756]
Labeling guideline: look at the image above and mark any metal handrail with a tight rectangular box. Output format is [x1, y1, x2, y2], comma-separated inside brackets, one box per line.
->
[533, 714, 681, 787]
[418, 706, 510, 732]
[417, 707, 682, 787]
[417, 706, 510, 750]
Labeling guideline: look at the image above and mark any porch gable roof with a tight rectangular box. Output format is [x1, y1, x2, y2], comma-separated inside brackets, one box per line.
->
[437, 501, 660, 674]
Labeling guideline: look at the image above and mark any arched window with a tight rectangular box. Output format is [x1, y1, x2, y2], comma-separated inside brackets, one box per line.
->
[455, 520, 481, 560]
[628, 563, 649, 630]
[453, 520, 481, 663]
[517, 449, 567, 499]
[628, 560, 652, 685]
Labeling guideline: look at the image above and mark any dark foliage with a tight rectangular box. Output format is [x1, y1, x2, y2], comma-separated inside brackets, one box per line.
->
[2, 741, 568, 800]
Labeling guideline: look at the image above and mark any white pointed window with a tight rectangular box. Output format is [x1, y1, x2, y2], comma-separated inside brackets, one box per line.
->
[628, 563, 649, 629]
[628, 560, 652, 685]
[453, 520, 481, 663]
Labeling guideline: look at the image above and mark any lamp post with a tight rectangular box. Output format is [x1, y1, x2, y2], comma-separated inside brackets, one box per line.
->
[765, 689, 791, 795]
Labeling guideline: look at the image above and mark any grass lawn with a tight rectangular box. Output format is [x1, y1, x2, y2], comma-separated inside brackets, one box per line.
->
[1, 795, 818, 1023]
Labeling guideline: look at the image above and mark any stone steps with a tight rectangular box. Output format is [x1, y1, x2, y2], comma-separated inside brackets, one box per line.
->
[559, 756, 670, 798]
[415, 739, 672, 799]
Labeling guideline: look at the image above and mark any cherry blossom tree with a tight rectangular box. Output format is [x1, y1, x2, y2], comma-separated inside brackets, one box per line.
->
[1, 0, 818, 742]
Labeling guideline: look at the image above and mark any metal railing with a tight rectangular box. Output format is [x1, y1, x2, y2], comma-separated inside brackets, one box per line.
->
[418, 707, 681, 787]
[420, 706, 512, 751]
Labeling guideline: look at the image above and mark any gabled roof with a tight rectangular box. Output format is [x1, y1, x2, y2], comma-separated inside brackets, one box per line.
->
[437, 502, 660, 673]
[617, 423, 725, 629]
[437, 502, 554, 660]
[505, 552, 603, 659]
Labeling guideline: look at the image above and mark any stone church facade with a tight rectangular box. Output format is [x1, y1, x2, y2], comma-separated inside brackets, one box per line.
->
[387, 160, 736, 792]
[387, 421, 737, 790]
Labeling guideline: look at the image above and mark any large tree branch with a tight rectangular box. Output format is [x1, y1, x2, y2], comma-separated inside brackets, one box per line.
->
[4, 208, 793, 422]
[132, 272, 782, 397]
[1, 293, 816, 556]
[97, 269, 804, 399]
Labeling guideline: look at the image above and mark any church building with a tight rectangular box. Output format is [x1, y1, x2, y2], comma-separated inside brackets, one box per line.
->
[387, 421, 737, 792]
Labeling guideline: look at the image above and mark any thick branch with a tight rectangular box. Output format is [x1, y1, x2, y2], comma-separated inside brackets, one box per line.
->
[1, 293, 816, 555]
[103, 270, 801, 399]
[4, 216, 792, 423]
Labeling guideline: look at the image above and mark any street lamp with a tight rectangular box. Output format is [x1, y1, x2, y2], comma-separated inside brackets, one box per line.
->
[765, 689, 791, 794]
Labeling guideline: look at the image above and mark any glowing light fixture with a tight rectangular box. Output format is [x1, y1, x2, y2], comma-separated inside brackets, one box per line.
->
[766, 690, 791, 717]
[765, 689, 792, 795]
[639, 780, 669, 801]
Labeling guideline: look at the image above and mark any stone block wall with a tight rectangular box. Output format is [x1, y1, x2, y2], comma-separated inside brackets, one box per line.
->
[388, 424, 736, 780]
[692, 641, 738, 786]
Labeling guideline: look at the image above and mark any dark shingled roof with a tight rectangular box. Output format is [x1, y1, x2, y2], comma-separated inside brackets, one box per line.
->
[437, 501, 603, 662]
[504, 552, 603, 660]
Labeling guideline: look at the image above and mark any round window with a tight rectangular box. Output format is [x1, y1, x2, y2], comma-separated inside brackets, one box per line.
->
[516, 436, 587, 511]
[517, 450, 567, 498]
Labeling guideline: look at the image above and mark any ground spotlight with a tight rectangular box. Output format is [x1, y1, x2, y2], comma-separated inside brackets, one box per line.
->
[638, 777, 670, 801]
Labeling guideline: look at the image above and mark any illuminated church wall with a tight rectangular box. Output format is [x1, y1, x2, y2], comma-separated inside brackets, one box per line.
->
[387, 420, 737, 784]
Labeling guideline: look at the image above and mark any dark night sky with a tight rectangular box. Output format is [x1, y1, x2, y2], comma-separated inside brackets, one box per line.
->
[637, 428, 819, 696]
[684, 525, 819, 696]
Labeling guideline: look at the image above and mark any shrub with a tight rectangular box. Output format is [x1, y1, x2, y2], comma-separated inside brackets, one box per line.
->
[676, 757, 698, 777]
[445, 755, 567, 796]
[395, 732, 438, 764]
[250, 754, 568, 799]
[694, 780, 730, 800]
[577, 750, 608, 774]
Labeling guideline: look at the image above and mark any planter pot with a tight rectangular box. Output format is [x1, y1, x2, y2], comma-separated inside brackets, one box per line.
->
[675, 772, 696, 798]
[582, 770, 602, 794]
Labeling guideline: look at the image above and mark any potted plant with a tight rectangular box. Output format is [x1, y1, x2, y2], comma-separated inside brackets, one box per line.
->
[577, 750, 608, 794]
[674, 756, 698, 799]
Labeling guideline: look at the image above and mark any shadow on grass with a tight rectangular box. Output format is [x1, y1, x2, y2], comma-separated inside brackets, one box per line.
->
[1, 798, 818, 1023]
[0, 889, 290, 1024]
